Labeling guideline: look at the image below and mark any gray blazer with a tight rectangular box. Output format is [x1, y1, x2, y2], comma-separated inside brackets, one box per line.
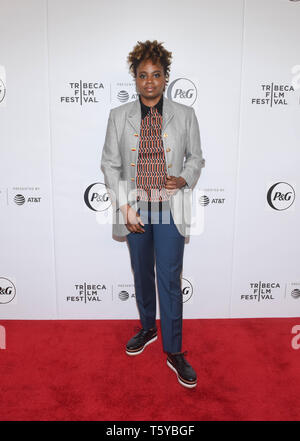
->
[100, 95, 205, 238]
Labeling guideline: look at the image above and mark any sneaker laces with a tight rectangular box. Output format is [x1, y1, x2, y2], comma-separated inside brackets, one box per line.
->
[168, 350, 190, 367]
[170, 350, 188, 357]
[134, 325, 156, 333]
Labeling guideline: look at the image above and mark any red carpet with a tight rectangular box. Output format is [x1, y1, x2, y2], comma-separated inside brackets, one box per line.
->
[0, 318, 300, 421]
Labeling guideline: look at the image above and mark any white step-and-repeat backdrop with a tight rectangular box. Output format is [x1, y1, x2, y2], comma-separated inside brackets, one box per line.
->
[1, 0, 299, 319]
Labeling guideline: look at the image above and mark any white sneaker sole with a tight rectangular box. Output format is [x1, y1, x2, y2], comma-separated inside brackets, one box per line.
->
[126, 335, 157, 356]
[167, 359, 197, 388]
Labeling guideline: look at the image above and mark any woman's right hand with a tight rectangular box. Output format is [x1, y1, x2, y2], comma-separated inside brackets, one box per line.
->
[120, 204, 145, 233]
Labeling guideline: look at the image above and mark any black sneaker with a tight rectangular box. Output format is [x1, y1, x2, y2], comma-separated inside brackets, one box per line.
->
[126, 325, 158, 356]
[167, 350, 197, 388]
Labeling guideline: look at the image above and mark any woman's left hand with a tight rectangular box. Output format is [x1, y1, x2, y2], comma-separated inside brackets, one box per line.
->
[165, 175, 187, 195]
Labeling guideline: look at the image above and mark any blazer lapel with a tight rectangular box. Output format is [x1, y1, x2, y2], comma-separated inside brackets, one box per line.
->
[127, 94, 174, 133]
[162, 95, 175, 132]
[127, 98, 141, 133]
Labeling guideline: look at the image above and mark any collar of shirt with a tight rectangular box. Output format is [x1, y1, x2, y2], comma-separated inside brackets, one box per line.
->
[139, 94, 163, 119]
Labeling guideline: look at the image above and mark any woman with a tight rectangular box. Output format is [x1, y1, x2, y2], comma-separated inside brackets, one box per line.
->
[101, 40, 204, 389]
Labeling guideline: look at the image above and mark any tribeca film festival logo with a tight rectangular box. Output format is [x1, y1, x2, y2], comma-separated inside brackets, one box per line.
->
[167, 78, 197, 106]
[84, 182, 111, 212]
[251, 64, 300, 107]
[0, 278, 16, 304]
[241, 281, 280, 302]
[251, 83, 295, 107]
[267, 182, 295, 211]
[60, 81, 104, 105]
[66, 283, 107, 303]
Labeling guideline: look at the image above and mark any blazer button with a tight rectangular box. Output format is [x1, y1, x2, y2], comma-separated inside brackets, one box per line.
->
[131, 148, 136, 151]
[131, 177, 135, 181]
[166, 148, 171, 152]
[163, 133, 168, 138]
[134, 133, 139, 137]
[168, 164, 172, 168]
[130, 162, 135, 166]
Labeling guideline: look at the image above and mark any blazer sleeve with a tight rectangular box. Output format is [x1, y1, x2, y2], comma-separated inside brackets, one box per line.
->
[179, 107, 205, 189]
[100, 109, 128, 211]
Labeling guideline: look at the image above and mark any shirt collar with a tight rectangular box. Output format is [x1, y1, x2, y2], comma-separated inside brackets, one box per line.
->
[139, 94, 163, 119]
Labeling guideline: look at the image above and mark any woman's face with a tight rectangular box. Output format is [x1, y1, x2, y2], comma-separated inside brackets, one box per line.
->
[135, 59, 166, 101]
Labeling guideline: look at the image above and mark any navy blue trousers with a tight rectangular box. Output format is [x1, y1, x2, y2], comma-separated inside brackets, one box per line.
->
[126, 203, 185, 353]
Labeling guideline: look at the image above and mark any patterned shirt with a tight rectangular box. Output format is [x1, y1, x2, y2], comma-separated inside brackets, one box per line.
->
[136, 94, 170, 205]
